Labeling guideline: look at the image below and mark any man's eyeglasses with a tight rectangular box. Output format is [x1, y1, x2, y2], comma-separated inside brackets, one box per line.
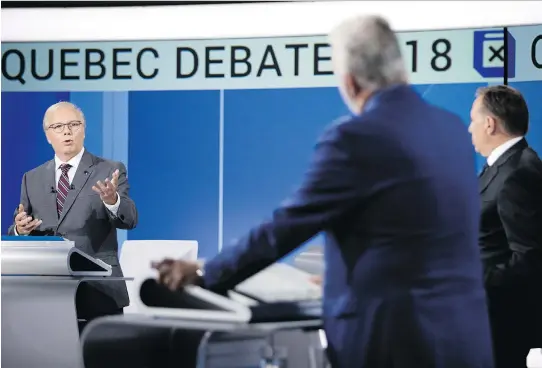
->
[46, 121, 83, 134]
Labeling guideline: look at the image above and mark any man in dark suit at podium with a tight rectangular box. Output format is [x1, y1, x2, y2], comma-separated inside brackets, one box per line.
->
[8, 101, 138, 328]
[154, 15, 494, 368]
[469, 85, 542, 368]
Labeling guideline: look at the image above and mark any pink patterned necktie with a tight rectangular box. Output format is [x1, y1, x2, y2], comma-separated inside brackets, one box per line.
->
[56, 163, 72, 217]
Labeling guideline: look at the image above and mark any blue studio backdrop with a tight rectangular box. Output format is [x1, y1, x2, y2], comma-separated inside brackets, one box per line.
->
[2, 25, 541, 260]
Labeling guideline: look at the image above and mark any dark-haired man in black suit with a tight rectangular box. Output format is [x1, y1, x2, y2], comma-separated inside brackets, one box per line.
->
[469, 85, 542, 368]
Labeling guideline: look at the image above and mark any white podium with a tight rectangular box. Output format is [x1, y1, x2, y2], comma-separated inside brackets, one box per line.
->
[1, 237, 128, 368]
[119, 239, 198, 314]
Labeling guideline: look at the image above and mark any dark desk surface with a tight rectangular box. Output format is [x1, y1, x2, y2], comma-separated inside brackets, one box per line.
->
[82, 313, 321, 343]
[81, 314, 322, 368]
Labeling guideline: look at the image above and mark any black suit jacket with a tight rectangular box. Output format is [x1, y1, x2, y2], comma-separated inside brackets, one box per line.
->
[479, 138, 542, 345]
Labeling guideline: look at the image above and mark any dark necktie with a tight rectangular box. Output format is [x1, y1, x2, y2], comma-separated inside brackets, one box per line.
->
[479, 163, 489, 178]
[57, 164, 72, 217]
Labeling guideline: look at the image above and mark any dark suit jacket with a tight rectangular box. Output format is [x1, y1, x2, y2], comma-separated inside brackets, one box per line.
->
[479, 138, 542, 347]
[8, 150, 138, 314]
[202, 85, 494, 367]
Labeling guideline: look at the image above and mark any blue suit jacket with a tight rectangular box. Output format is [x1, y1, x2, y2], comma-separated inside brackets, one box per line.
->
[203, 85, 494, 368]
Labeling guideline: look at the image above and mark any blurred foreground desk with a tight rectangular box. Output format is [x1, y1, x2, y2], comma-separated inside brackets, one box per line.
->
[82, 265, 326, 368]
[1, 237, 131, 368]
[82, 314, 324, 368]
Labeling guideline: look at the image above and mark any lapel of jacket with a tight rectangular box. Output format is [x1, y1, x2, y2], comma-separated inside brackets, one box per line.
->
[479, 138, 527, 194]
[478, 165, 498, 194]
[44, 159, 59, 223]
[57, 151, 96, 228]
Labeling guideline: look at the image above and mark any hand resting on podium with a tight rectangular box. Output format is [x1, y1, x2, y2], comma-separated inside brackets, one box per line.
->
[152, 259, 322, 303]
[152, 258, 204, 291]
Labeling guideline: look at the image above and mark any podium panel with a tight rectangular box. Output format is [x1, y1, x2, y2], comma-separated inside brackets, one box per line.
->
[119, 239, 198, 314]
[1, 276, 83, 368]
[0, 237, 129, 368]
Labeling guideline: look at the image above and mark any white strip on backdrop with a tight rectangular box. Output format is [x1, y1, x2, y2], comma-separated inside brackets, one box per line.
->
[2, 1, 542, 42]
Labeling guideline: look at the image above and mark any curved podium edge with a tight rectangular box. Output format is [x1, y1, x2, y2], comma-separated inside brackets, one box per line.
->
[68, 248, 112, 276]
[135, 277, 252, 323]
[1, 241, 113, 277]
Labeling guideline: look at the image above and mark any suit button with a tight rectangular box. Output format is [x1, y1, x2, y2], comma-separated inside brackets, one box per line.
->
[120, 215, 125, 220]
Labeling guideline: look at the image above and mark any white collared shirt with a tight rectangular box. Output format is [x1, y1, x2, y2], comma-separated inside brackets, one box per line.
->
[487, 136, 524, 167]
[54, 146, 86, 185]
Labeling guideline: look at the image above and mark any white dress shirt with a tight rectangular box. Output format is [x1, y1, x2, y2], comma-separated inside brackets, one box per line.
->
[486, 136, 524, 166]
[14, 147, 120, 235]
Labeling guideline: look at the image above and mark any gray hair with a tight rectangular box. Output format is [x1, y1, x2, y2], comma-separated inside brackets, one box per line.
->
[329, 15, 407, 91]
[43, 101, 85, 130]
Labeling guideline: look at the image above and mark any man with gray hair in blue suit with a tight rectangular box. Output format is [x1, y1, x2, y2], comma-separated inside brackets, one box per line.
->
[154, 16, 494, 367]
[9, 101, 138, 330]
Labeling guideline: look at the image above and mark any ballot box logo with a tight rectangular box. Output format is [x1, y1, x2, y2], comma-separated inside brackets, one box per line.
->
[473, 30, 516, 78]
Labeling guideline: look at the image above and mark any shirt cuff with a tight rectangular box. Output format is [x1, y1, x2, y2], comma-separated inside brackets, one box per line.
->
[103, 192, 121, 216]
[14, 226, 19, 236]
